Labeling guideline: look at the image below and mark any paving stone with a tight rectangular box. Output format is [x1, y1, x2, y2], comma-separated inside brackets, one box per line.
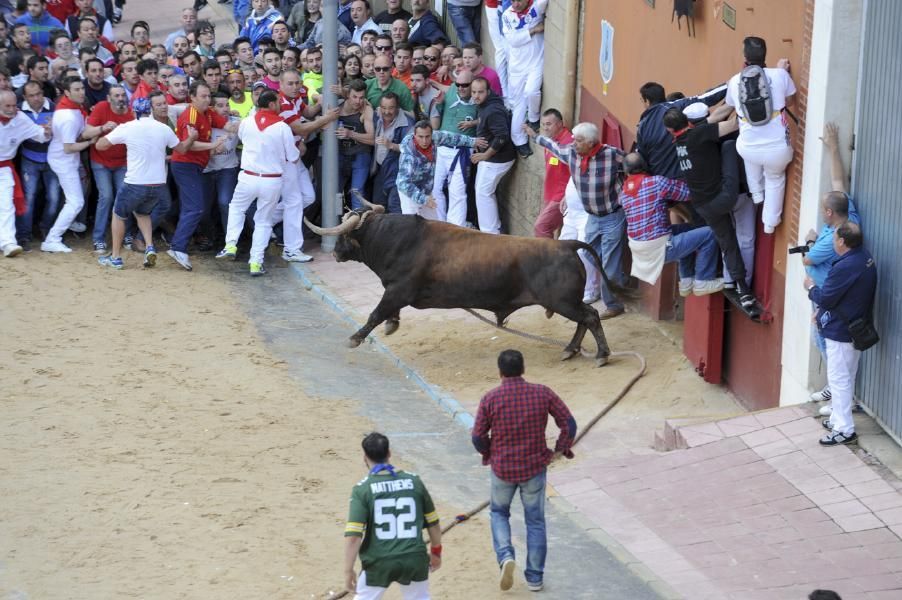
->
[793, 474, 841, 494]
[820, 498, 870, 520]
[776, 418, 823, 437]
[751, 438, 798, 460]
[554, 477, 599, 497]
[834, 513, 887, 532]
[783, 506, 832, 525]
[847, 527, 902, 546]
[755, 408, 806, 428]
[832, 466, 881, 486]
[859, 492, 902, 513]
[806, 486, 856, 507]
[740, 427, 786, 448]
[846, 478, 897, 499]
[875, 507, 902, 527]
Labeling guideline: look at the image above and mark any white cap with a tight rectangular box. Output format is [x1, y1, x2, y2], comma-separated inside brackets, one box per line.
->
[682, 102, 709, 122]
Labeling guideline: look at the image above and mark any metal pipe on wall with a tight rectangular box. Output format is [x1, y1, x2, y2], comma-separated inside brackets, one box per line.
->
[559, 0, 582, 125]
[321, 0, 340, 252]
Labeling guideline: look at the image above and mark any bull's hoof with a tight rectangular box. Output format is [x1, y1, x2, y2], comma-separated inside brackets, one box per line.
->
[560, 348, 578, 361]
[384, 320, 400, 336]
[347, 337, 363, 348]
[595, 356, 610, 368]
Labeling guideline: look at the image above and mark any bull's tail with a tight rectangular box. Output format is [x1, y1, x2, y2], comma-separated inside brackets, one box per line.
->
[570, 240, 640, 301]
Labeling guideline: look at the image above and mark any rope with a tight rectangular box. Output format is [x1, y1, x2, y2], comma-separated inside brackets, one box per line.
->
[323, 310, 648, 599]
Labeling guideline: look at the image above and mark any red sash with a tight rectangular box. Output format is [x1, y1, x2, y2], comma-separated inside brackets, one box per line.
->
[0, 160, 26, 216]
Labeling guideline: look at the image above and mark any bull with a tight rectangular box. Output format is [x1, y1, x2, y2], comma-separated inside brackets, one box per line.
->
[305, 201, 624, 367]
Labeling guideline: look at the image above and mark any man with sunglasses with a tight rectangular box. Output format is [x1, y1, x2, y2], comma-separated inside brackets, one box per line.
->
[365, 54, 413, 113]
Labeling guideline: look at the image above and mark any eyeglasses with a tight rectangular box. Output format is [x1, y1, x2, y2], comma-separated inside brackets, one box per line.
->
[373, 66, 391, 72]
[200, 29, 214, 35]
[375, 45, 392, 51]
[424, 56, 438, 62]
[457, 83, 470, 88]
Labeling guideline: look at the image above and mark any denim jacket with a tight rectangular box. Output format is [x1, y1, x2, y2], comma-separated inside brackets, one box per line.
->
[396, 130, 476, 205]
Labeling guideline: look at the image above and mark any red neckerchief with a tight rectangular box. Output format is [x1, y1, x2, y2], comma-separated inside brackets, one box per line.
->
[415, 142, 435, 163]
[57, 94, 88, 118]
[670, 122, 694, 140]
[623, 174, 648, 197]
[255, 109, 283, 131]
[515, 0, 534, 16]
[579, 143, 604, 174]
[0, 112, 13, 125]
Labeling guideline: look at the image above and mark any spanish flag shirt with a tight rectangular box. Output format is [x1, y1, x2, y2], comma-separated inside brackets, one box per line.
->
[171, 104, 229, 168]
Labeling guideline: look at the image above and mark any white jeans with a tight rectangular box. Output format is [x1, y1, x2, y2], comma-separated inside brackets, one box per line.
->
[474, 160, 514, 234]
[0, 167, 17, 248]
[508, 67, 543, 147]
[399, 190, 441, 220]
[354, 570, 430, 600]
[432, 146, 468, 226]
[45, 162, 85, 244]
[559, 181, 600, 296]
[723, 192, 756, 285]
[484, 5, 509, 95]
[736, 139, 793, 231]
[274, 161, 315, 254]
[825, 339, 860, 435]
[224, 172, 284, 264]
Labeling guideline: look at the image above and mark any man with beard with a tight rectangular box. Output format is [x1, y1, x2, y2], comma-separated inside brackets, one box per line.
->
[260, 47, 281, 91]
[227, 69, 253, 118]
[470, 76, 515, 234]
[169, 35, 190, 67]
[180, 50, 203, 83]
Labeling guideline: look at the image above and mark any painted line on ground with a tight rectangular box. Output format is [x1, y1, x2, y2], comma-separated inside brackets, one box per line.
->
[288, 263, 476, 430]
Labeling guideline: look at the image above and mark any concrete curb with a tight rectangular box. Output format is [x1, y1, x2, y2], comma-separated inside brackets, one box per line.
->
[288, 263, 476, 430]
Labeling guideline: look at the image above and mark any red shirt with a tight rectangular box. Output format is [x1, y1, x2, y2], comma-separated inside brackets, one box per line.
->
[485, 0, 500, 7]
[87, 101, 135, 168]
[45, 0, 76, 22]
[171, 105, 229, 167]
[543, 127, 573, 202]
[472, 376, 576, 483]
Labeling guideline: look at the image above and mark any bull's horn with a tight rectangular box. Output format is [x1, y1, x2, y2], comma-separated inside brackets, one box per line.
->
[350, 189, 385, 214]
[304, 213, 360, 236]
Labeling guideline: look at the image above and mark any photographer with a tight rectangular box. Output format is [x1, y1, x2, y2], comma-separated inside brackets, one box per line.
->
[804, 222, 876, 446]
[800, 123, 861, 407]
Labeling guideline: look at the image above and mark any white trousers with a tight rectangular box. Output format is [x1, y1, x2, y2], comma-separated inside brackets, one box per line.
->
[45, 162, 85, 243]
[274, 161, 315, 253]
[559, 180, 600, 296]
[508, 67, 543, 147]
[0, 167, 17, 248]
[474, 159, 514, 234]
[354, 570, 430, 600]
[399, 190, 441, 220]
[825, 339, 860, 435]
[723, 192, 756, 285]
[431, 146, 469, 226]
[736, 139, 793, 231]
[484, 6, 509, 95]
[224, 172, 284, 264]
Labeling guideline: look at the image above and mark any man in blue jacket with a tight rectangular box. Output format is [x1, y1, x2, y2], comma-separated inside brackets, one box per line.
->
[805, 221, 877, 446]
[408, 0, 448, 47]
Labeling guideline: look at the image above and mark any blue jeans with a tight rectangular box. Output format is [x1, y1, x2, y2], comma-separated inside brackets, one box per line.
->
[17, 157, 60, 242]
[339, 152, 372, 209]
[202, 167, 240, 234]
[664, 225, 718, 280]
[584, 209, 627, 311]
[91, 162, 127, 244]
[448, 4, 481, 45]
[490, 469, 547, 585]
[170, 162, 205, 253]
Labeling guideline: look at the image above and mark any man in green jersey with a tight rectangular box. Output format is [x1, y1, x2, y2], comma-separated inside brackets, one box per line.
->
[344, 432, 442, 599]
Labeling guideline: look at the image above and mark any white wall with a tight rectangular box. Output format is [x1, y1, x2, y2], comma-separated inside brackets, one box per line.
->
[779, 0, 865, 406]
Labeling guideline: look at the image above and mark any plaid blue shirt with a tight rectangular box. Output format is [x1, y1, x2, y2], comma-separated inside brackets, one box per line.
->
[537, 135, 624, 216]
[620, 174, 691, 241]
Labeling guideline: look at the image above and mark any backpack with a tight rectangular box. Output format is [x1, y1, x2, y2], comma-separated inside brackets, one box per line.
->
[738, 65, 774, 126]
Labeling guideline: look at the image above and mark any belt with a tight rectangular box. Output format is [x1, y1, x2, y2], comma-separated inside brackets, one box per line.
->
[242, 170, 281, 178]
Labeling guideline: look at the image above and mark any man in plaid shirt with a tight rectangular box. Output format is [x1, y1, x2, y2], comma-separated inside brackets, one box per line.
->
[525, 122, 627, 318]
[620, 152, 722, 297]
[471, 349, 576, 593]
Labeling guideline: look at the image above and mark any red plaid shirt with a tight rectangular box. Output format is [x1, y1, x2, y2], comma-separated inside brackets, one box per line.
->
[472, 377, 576, 483]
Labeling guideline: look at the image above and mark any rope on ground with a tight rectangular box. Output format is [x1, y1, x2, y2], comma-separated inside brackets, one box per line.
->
[322, 310, 647, 599]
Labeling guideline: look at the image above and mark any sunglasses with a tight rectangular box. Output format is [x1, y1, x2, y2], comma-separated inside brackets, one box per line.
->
[373, 66, 391, 72]
[375, 45, 392, 51]
[457, 83, 470, 88]
[424, 56, 438, 62]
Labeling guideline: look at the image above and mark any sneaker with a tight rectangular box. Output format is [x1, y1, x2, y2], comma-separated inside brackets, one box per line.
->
[167, 249, 193, 271]
[822, 418, 833, 431]
[2, 243, 23, 258]
[19, 241, 32, 252]
[739, 292, 757, 311]
[68, 221, 87, 233]
[723, 281, 737, 290]
[216, 244, 238, 260]
[517, 143, 534, 158]
[693, 278, 724, 296]
[600, 307, 625, 320]
[582, 292, 600, 304]
[820, 431, 857, 446]
[679, 278, 693, 297]
[40, 240, 72, 253]
[810, 386, 832, 403]
[282, 249, 313, 263]
[527, 120, 540, 133]
[499, 558, 515, 591]
[249, 262, 266, 277]
[818, 404, 833, 417]
[98, 254, 124, 270]
[143, 246, 157, 268]
[123, 235, 134, 251]
[527, 581, 544, 592]
[93, 241, 107, 254]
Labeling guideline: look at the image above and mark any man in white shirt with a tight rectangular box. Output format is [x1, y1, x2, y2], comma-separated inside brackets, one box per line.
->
[0, 89, 50, 257]
[349, 0, 381, 45]
[502, 0, 547, 158]
[42, 76, 115, 253]
[94, 92, 199, 270]
[725, 36, 796, 234]
[216, 90, 301, 277]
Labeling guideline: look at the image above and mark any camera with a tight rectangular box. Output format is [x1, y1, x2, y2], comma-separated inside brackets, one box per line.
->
[788, 240, 815, 255]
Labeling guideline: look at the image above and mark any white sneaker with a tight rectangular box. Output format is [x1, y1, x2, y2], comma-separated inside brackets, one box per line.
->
[810, 386, 832, 403]
[167, 249, 193, 271]
[499, 558, 515, 591]
[281, 250, 313, 263]
[693, 278, 725, 296]
[68, 221, 87, 233]
[679, 278, 693, 297]
[2, 243, 23, 257]
[819, 404, 833, 417]
[40, 240, 72, 253]
[582, 292, 600, 304]
[527, 581, 544, 592]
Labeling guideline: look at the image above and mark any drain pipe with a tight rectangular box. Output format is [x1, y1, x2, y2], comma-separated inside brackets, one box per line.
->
[559, 0, 582, 125]
[321, 0, 340, 252]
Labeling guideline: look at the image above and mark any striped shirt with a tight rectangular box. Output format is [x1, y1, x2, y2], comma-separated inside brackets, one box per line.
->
[537, 135, 624, 216]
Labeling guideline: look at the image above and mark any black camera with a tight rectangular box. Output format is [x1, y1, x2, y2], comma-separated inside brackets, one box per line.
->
[788, 240, 815, 255]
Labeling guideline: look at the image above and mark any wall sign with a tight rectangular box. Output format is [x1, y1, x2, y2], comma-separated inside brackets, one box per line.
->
[722, 2, 737, 29]
[600, 20, 615, 95]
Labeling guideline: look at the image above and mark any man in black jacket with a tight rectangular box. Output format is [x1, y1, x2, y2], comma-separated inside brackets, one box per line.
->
[471, 76, 515, 234]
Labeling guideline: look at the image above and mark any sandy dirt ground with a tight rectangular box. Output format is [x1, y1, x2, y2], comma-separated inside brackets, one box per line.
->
[0, 249, 535, 600]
